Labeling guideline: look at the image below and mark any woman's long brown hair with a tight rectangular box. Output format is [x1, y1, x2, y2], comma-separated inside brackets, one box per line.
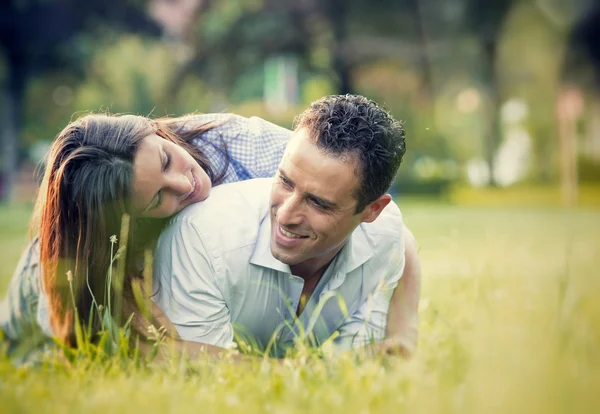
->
[33, 113, 228, 346]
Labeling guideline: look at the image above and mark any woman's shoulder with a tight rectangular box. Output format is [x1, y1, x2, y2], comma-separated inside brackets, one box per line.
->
[183, 113, 291, 141]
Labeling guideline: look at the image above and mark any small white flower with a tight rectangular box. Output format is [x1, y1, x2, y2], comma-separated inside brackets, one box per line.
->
[66, 270, 73, 282]
[110, 235, 118, 244]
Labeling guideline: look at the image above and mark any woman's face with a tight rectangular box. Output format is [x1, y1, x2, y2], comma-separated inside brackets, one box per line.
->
[132, 133, 212, 218]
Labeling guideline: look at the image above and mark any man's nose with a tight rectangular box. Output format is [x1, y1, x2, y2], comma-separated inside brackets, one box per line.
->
[277, 194, 303, 226]
[167, 174, 192, 196]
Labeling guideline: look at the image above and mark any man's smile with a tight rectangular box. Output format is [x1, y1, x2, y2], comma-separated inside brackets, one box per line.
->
[279, 226, 308, 239]
[274, 223, 310, 249]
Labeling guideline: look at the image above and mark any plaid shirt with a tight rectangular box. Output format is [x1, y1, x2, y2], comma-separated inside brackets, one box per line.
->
[0, 114, 292, 347]
[184, 113, 290, 184]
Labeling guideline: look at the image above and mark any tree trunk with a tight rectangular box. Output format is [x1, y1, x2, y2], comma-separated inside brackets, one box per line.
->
[482, 40, 501, 187]
[326, 0, 352, 94]
[0, 60, 26, 203]
[415, 0, 434, 106]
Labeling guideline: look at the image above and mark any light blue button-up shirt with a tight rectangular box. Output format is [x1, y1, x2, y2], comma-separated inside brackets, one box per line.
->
[153, 178, 405, 355]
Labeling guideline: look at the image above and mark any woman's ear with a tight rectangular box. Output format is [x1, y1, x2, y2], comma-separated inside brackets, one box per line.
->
[360, 194, 392, 223]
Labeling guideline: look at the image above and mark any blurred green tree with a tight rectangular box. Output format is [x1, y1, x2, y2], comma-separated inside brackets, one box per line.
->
[0, 0, 159, 202]
[169, 0, 518, 187]
[167, 0, 438, 99]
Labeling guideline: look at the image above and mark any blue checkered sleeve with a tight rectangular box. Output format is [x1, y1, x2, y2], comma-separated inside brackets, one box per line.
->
[185, 114, 291, 183]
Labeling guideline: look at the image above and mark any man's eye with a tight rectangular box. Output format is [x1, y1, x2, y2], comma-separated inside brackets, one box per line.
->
[309, 198, 327, 210]
[280, 176, 292, 187]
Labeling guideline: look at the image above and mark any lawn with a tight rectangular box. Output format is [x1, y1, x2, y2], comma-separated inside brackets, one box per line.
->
[1, 201, 599, 413]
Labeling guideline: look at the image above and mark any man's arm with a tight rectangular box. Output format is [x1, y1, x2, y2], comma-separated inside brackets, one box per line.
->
[332, 256, 404, 353]
[383, 225, 421, 357]
[331, 224, 420, 357]
[152, 218, 234, 348]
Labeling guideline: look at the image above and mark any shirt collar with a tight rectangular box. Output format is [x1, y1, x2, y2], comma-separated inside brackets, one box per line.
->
[337, 223, 373, 274]
[249, 213, 374, 276]
[249, 211, 291, 273]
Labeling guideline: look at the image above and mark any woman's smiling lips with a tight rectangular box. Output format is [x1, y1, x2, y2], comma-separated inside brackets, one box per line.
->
[182, 174, 199, 203]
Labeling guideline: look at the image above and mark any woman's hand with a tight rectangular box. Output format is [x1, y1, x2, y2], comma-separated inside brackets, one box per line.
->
[150, 302, 180, 339]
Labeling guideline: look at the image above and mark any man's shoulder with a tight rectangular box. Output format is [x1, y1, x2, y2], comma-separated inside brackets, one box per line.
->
[360, 200, 404, 240]
[357, 200, 404, 264]
[167, 178, 272, 252]
[178, 178, 270, 214]
[355, 200, 405, 274]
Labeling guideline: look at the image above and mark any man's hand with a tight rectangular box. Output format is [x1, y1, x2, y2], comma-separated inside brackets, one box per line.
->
[380, 325, 418, 358]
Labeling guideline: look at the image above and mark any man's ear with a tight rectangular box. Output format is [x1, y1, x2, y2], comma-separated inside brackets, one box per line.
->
[360, 194, 392, 223]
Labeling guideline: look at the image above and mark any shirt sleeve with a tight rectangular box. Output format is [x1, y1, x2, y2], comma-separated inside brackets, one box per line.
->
[188, 114, 291, 182]
[152, 218, 234, 348]
[1, 238, 49, 340]
[333, 250, 405, 352]
[241, 115, 291, 177]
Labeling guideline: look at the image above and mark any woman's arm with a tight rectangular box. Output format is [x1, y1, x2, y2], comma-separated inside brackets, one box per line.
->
[130, 301, 257, 365]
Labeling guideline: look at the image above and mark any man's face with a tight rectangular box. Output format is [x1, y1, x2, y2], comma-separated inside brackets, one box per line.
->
[270, 128, 369, 270]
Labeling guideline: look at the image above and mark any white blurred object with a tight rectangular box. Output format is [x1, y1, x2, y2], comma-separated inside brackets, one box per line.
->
[30, 141, 52, 163]
[466, 157, 490, 187]
[501, 98, 529, 125]
[414, 156, 439, 179]
[264, 55, 298, 114]
[493, 127, 532, 187]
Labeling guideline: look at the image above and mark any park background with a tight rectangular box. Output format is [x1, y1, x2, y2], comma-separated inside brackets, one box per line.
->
[1, 1, 599, 413]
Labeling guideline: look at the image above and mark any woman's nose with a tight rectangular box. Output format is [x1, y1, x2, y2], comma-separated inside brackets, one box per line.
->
[167, 173, 193, 196]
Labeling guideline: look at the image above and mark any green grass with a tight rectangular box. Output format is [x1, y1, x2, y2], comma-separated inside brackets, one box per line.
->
[1, 201, 599, 413]
[0, 205, 33, 293]
[449, 183, 600, 207]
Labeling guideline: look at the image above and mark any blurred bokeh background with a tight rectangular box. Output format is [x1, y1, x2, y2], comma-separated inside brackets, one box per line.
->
[1, 0, 599, 205]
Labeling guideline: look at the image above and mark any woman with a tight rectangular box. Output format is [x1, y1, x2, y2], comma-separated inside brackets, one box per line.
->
[1, 110, 419, 356]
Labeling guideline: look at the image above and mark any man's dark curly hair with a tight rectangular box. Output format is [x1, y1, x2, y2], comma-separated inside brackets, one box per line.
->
[294, 94, 406, 213]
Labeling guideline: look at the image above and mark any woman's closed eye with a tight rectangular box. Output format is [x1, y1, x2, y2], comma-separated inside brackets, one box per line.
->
[163, 151, 172, 172]
[144, 150, 172, 213]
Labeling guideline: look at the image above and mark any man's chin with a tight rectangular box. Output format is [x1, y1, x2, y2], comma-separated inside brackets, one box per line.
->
[270, 244, 300, 266]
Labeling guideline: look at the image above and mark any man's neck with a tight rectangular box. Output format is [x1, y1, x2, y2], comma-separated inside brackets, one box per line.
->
[290, 258, 333, 317]
[290, 260, 329, 283]
[289, 243, 345, 281]
[289, 244, 347, 316]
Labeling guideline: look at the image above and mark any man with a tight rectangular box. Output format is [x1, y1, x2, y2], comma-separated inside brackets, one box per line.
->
[153, 95, 418, 355]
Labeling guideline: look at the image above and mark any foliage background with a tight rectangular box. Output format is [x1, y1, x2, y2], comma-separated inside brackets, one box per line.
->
[1, 0, 600, 202]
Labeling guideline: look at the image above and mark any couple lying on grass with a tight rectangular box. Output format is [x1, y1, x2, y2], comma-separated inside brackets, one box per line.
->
[0, 94, 421, 361]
